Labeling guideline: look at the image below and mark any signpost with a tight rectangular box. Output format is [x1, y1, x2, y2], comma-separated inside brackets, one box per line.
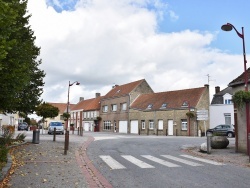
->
[197, 110, 209, 136]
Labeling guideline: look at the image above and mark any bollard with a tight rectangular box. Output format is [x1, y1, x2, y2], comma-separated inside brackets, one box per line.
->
[207, 132, 212, 154]
[80, 126, 83, 136]
[166, 129, 168, 136]
[53, 127, 56, 141]
[64, 130, 69, 155]
[147, 128, 149, 135]
[248, 133, 250, 162]
[78, 127, 80, 135]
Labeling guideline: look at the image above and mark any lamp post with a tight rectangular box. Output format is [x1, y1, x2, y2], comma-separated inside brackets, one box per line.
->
[64, 81, 80, 155]
[66, 81, 80, 130]
[221, 23, 249, 155]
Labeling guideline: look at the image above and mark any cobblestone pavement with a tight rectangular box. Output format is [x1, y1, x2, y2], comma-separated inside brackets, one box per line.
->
[4, 140, 89, 188]
[183, 143, 250, 168]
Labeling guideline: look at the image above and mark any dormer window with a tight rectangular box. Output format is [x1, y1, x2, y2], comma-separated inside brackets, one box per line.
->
[161, 103, 167, 108]
[182, 101, 189, 107]
[147, 104, 153, 109]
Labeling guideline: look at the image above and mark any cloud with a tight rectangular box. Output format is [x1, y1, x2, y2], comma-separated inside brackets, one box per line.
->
[27, 0, 244, 104]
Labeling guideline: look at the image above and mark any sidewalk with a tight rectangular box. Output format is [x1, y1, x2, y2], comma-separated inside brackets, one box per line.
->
[3, 138, 89, 188]
[183, 141, 250, 168]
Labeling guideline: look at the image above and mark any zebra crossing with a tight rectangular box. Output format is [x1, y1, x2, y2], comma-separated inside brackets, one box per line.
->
[99, 154, 225, 170]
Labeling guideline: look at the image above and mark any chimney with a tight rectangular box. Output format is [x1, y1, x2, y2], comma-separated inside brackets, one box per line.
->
[204, 84, 209, 89]
[95, 93, 100, 98]
[79, 97, 84, 101]
[215, 86, 220, 94]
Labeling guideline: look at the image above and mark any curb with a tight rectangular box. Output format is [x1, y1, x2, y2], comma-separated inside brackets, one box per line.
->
[76, 136, 113, 188]
[0, 141, 28, 183]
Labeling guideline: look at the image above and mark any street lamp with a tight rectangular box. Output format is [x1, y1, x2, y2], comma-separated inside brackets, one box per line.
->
[64, 81, 80, 155]
[221, 23, 249, 155]
[66, 81, 80, 129]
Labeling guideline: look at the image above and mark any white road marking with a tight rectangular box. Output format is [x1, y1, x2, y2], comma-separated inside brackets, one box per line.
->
[161, 155, 203, 166]
[141, 155, 180, 167]
[94, 137, 119, 141]
[121, 155, 155, 168]
[99, 155, 126, 169]
[180, 155, 225, 165]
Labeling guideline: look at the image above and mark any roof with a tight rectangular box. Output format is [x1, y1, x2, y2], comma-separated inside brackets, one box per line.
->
[103, 79, 145, 99]
[211, 87, 232, 104]
[48, 103, 68, 114]
[71, 96, 102, 111]
[130, 87, 206, 111]
[228, 67, 250, 87]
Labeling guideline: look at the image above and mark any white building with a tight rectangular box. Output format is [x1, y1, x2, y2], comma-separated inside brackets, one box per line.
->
[209, 86, 234, 128]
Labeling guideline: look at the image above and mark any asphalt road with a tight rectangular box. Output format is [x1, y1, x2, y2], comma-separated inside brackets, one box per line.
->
[86, 132, 250, 188]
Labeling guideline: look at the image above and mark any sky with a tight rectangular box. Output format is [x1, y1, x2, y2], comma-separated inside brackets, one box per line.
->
[26, 0, 250, 105]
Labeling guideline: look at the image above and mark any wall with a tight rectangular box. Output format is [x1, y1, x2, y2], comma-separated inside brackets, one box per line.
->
[209, 104, 234, 128]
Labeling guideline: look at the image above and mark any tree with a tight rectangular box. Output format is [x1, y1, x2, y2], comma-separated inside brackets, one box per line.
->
[0, 0, 45, 114]
[35, 102, 59, 121]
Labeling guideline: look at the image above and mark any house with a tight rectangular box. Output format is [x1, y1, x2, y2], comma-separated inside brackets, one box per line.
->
[45, 103, 69, 129]
[70, 93, 102, 132]
[99, 79, 154, 133]
[228, 68, 250, 153]
[130, 85, 210, 136]
[209, 86, 234, 129]
[0, 113, 19, 128]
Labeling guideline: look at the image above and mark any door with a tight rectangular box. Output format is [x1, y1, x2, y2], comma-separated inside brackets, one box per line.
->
[119, 121, 128, 133]
[168, 120, 174, 136]
[158, 120, 163, 130]
[84, 122, 90, 131]
[130, 120, 138, 134]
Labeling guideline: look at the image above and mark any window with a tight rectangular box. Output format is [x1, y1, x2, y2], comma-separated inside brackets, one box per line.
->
[112, 104, 117, 111]
[103, 121, 111, 130]
[225, 99, 232, 104]
[60, 115, 64, 120]
[161, 103, 167, 109]
[181, 119, 187, 130]
[224, 113, 231, 125]
[147, 104, 153, 109]
[182, 101, 189, 107]
[149, 120, 154, 129]
[102, 105, 108, 112]
[121, 103, 127, 111]
[141, 120, 145, 129]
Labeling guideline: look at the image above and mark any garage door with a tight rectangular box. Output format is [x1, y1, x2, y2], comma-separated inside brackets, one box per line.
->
[130, 120, 138, 134]
[119, 121, 128, 133]
[84, 122, 90, 131]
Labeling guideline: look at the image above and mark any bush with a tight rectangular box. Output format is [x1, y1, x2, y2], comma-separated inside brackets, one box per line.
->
[2, 126, 15, 146]
[15, 133, 26, 141]
[0, 145, 9, 163]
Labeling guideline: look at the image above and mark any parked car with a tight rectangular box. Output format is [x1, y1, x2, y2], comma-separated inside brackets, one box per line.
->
[206, 124, 235, 138]
[18, 122, 29, 131]
[48, 122, 64, 135]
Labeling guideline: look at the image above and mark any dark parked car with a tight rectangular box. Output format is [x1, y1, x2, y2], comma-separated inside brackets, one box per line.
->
[18, 122, 29, 131]
[206, 124, 235, 138]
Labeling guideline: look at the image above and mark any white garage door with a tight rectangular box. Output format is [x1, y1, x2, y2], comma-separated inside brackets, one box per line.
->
[84, 122, 90, 131]
[130, 120, 138, 134]
[119, 121, 128, 133]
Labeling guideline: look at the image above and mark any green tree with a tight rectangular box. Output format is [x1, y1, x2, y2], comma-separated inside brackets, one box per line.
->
[36, 102, 59, 120]
[0, 0, 45, 114]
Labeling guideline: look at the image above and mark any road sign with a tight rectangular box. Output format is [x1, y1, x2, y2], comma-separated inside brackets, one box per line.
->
[197, 109, 208, 120]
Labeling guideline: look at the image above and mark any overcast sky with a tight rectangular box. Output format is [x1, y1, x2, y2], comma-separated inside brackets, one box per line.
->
[27, 0, 250, 105]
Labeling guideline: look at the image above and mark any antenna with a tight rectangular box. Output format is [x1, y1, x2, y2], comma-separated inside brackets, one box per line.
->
[206, 74, 215, 85]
